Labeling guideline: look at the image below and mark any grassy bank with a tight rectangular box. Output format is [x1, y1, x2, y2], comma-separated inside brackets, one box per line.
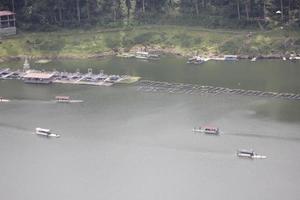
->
[1, 25, 300, 59]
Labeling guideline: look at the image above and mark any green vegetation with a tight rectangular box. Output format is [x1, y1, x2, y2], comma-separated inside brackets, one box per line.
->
[1, 25, 300, 59]
[1, 0, 300, 30]
[1, 1, 300, 59]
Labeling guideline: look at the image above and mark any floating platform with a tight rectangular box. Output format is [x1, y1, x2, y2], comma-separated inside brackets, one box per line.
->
[135, 80, 300, 101]
[0, 68, 139, 86]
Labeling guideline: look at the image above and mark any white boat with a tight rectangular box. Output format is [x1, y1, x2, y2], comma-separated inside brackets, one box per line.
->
[237, 149, 266, 159]
[135, 51, 160, 60]
[35, 128, 60, 138]
[193, 126, 220, 135]
[0, 97, 10, 102]
[251, 57, 257, 62]
[55, 96, 83, 103]
[55, 96, 71, 103]
[289, 56, 300, 60]
[282, 57, 287, 61]
[224, 55, 238, 61]
[116, 53, 135, 58]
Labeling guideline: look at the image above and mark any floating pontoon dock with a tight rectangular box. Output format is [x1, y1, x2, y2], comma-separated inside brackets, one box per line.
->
[0, 68, 140, 86]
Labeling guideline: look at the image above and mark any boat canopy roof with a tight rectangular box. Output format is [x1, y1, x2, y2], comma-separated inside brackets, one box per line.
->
[136, 51, 149, 55]
[36, 127, 51, 132]
[55, 96, 70, 100]
[224, 55, 238, 57]
[201, 126, 219, 130]
[238, 149, 254, 154]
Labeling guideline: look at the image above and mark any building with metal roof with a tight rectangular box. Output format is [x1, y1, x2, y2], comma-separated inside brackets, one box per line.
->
[0, 10, 16, 36]
[23, 71, 55, 84]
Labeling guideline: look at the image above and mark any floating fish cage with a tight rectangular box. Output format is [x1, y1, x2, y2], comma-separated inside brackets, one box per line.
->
[135, 80, 300, 101]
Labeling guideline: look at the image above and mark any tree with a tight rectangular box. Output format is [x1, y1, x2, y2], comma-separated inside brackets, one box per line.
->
[76, 0, 81, 23]
[237, 0, 241, 20]
[125, 0, 131, 21]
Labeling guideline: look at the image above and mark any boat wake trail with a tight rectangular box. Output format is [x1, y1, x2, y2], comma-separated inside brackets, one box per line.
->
[0, 122, 32, 134]
[9, 99, 56, 104]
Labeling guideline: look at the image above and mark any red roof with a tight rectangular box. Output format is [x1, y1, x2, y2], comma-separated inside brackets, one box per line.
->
[0, 11, 15, 17]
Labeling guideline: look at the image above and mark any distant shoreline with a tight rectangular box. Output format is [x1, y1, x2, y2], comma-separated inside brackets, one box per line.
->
[0, 51, 294, 63]
[1, 25, 299, 63]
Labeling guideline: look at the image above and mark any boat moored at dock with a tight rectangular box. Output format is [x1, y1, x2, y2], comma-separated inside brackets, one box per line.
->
[224, 55, 238, 61]
[116, 53, 135, 58]
[187, 56, 205, 64]
[135, 51, 160, 60]
[35, 128, 60, 138]
[193, 126, 220, 135]
[251, 57, 257, 62]
[237, 149, 266, 159]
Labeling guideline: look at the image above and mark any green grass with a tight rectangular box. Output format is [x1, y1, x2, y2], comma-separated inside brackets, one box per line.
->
[1, 25, 300, 58]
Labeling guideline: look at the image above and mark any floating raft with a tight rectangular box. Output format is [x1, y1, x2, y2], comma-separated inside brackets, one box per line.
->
[136, 80, 300, 101]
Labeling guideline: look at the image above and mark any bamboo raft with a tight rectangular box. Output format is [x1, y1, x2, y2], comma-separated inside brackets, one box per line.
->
[135, 80, 300, 101]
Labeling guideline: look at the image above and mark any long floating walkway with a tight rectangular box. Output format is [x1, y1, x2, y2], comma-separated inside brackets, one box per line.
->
[136, 80, 300, 101]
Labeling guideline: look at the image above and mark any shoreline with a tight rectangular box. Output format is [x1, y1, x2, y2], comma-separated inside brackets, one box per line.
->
[1, 25, 299, 63]
[0, 49, 293, 63]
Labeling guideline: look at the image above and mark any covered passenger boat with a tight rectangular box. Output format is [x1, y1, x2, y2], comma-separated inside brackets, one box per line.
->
[193, 126, 220, 135]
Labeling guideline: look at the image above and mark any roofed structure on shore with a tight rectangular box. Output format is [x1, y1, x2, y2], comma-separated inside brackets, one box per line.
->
[22, 70, 55, 84]
[0, 10, 16, 36]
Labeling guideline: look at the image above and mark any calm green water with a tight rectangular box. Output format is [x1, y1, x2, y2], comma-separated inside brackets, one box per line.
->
[0, 57, 300, 200]
[2, 57, 300, 93]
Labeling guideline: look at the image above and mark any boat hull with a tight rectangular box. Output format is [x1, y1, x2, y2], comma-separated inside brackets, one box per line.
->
[0, 99, 10, 102]
[193, 128, 219, 135]
[35, 131, 60, 138]
[237, 153, 266, 159]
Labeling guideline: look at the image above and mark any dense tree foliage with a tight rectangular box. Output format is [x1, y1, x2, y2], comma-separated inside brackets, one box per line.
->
[0, 0, 300, 30]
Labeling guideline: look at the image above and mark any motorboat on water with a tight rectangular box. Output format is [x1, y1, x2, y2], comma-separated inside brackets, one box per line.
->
[55, 96, 71, 103]
[251, 57, 257, 62]
[35, 128, 60, 138]
[237, 149, 266, 159]
[0, 97, 10, 102]
[193, 126, 220, 135]
[55, 96, 83, 103]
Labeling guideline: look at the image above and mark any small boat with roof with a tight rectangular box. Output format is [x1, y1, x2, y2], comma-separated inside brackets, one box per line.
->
[135, 51, 160, 60]
[237, 149, 266, 159]
[224, 55, 238, 61]
[35, 128, 60, 138]
[193, 126, 220, 135]
[55, 96, 71, 103]
[55, 96, 83, 103]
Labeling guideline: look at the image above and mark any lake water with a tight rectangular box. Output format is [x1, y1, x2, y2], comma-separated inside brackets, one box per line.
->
[0, 57, 300, 200]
